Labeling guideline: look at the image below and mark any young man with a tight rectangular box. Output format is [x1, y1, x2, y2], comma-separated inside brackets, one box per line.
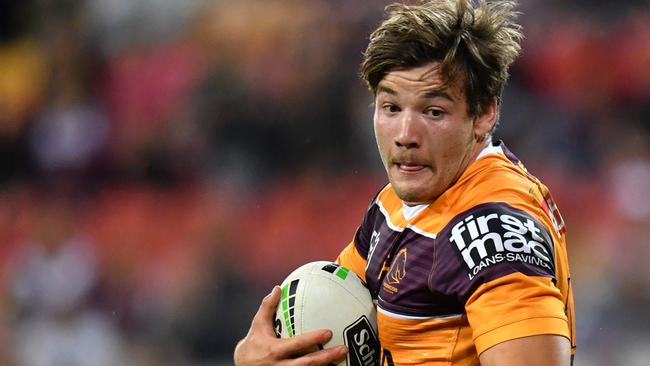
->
[234, 1, 576, 365]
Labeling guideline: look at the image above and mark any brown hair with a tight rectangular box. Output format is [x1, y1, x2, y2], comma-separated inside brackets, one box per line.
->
[362, 0, 523, 120]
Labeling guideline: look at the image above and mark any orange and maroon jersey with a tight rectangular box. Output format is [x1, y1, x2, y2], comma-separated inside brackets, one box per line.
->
[337, 141, 576, 365]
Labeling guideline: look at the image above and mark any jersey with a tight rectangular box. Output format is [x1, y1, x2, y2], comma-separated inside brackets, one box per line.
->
[337, 141, 576, 365]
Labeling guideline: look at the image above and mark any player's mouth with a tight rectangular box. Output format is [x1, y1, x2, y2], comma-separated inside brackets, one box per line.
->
[392, 160, 428, 175]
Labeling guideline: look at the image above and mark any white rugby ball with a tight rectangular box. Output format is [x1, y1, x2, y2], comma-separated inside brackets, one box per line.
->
[274, 261, 380, 366]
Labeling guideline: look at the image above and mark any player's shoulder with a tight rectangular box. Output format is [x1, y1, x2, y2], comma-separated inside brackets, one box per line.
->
[429, 199, 557, 303]
[372, 183, 409, 225]
[470, 141, 534, 191]
[448, 141, 548, 216]
[427, 144, 560, 289]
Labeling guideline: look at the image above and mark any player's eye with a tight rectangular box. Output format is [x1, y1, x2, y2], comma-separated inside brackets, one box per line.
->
[427, 108, 445, 118]
[383, 104, 400, 113]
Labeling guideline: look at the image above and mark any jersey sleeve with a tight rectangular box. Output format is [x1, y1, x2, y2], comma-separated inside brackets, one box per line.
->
[466, 273, 569, 354]
[336, 240, 367, 283]
[431, 202, 570, 354]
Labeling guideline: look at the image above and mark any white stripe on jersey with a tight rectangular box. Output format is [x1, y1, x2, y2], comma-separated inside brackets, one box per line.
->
[375, 198, 404, 233]
[476, 142, 504, 160]
[407, 224, 437, 239]
[402, 202, 428, 220]
[375, 198, 437, 239]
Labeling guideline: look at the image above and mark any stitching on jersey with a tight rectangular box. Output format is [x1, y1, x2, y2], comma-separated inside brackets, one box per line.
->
[473, 315, 569, 341]
[447, 322, 463, 365]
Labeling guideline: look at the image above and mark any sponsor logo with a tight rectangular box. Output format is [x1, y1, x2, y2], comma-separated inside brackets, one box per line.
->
[448, 207, 554, 280]
[344, 316, 380, 366]
[382, 248, 407, 294]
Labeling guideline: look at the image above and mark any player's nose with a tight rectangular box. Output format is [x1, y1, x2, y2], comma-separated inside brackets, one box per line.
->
[394, 110, 421, 149]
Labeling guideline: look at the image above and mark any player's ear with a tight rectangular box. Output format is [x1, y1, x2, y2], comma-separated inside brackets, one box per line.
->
[473, 98, 497, 141]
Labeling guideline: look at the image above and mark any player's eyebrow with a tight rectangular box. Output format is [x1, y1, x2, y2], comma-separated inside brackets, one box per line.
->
[423, 89, 455, 102]
[376, 85, 397, 96]
[376, 85, 456, 102]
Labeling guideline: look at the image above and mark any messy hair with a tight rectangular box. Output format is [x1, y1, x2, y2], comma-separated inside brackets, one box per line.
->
[362, 0, 523, 123]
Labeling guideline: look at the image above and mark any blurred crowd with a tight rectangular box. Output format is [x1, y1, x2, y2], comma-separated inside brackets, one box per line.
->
[0, 0, 648, 365]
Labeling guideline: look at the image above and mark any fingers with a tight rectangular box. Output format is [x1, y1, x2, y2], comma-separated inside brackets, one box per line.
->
[251, 286, 282, 333]
[287, 344, 348, 366]
[278, 329, 332, 355]
[237, 287, 348, 366]
[274, 329, 333, 357]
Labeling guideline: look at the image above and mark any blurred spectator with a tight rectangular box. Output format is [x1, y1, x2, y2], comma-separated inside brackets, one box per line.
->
[29, 102, 109, 175]
[6, 196, 126, 366]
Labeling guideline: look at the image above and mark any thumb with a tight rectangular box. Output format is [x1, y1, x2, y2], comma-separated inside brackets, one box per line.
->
[251, 285, 282, 333]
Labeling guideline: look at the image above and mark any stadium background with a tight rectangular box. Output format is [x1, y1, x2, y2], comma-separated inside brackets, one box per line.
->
[0, 0, 648, 365]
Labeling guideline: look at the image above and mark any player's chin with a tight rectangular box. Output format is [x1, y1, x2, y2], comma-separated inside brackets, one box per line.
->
[391, 182, 435, 205]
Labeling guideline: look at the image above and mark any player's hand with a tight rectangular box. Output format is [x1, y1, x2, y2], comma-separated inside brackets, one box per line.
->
[234, 286, 348, 366]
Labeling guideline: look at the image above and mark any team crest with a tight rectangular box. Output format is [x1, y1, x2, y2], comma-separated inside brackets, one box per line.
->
[383, 248, 407, 294]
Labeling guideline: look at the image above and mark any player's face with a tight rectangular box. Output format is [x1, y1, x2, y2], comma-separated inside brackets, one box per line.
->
[373, 62, 495, 206]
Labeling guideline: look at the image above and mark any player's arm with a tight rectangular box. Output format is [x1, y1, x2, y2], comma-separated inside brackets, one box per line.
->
[435, 202, 574, 365]
[336, 241, 367, 282]
[479, 334, 571, 366]
[466, 274, 572, 366]
[234, 286, 347, 366]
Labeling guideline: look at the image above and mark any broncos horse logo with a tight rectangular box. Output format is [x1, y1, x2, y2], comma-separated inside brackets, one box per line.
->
[386, 248, 407, 285]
